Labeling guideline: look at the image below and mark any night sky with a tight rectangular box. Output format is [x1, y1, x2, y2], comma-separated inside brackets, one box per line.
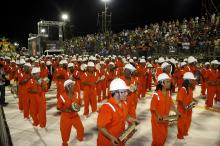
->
[0, 0, 202, 47]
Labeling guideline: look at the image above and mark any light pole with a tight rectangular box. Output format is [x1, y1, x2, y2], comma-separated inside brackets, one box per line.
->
[61, 13, 69, 41]
[101, 0, 111, 33]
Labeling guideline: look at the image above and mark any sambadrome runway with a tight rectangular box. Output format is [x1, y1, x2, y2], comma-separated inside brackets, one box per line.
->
[3, 83, 220, 146]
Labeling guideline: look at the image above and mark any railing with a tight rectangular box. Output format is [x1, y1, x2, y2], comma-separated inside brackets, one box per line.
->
[0, 105, 13, 146]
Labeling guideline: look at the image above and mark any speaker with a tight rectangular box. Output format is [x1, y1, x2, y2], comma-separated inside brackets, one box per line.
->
[48, 26, 59, 41]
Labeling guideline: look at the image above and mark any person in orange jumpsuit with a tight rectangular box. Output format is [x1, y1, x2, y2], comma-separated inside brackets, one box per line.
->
[96, 62, 107, 102]
[97, 78, 137, 146]
[56, 60, 69, 100]
[177, 72, 197, 141]
[176, 62, 187, 91]
[21, 63, 32, 119]
[150, 73, 180, 146]
[137, 59, 148, 98]
[120, 64, 138, 119]
[15, 59, 26, 111]
[57, 79, 84, 146]
[206, 60, 219, 108]
[200, 62, 210, 97]
[146, 64, 153, 91]
[27, 67, 48, 128]
[81, 62, 99, 117]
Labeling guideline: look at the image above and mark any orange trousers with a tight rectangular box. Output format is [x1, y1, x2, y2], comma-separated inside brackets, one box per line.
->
[138, 77, 147, 98]
[97, 81, 107, 102]
[177, 110, 192, 139]
[60, 113, 84, 146]
[151, 119, 168, 146]
[18, 85, 24, 111]
[83, 88, 97, 116]
[206, 85, 217, 107]
[23, 93, 30, 119]
[201, 81, 207, 96]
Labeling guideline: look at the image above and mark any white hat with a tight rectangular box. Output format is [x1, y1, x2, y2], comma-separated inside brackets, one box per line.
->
[16, 60, 20, 65]
[211, 60, 219, 65]
[180, 62, 187, 67]
[158, 73, 170, 82]
[124, 64, 136, 72]
[140, 59, 146, 63]
[110, 78, 128, 92]
[64, 79, 74, 88]
[5, 56, 10, 60]
[169, 58, 176, 64]
[80, 64, 87, 71]
[24, 63, 31, 67]
[100, 61, 105, 64]
[204, 62, 210, 65]
[188, 56, 197, 64]
[87, 62, 95, 67]
[183, 72, 196, 80]
[78, 58, 82, 62]
[161, 62, 171, 69]
[20, 59, 25, 65]
[46, 61, 52, 65]
[31, 67, 40, 74]
[62, 60, 68, 64]
[109, 62, 115, 66]
[10, 60, 15, 63]
[40, 61, 45, 64]
[133, 57, 137, 60]
[68, 63, 74, 68]
[158, 57, 165, 63]
[147, 56, 152, 59]
[129, 59, 134, 63]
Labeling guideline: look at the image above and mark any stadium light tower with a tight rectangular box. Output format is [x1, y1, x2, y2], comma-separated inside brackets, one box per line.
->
[101, 0, 111, 33]
[61, 13, 69, 41]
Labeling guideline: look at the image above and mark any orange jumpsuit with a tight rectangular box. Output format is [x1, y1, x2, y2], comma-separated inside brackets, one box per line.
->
[81, 71, 98, 116]
[206, 68, 219, 107]
[97, 97, 128, 146]
[15, 68, 25, 111]
[137, 64, 147, 98]
[147, 68, 153, 91]
[56, 68, 68, 99]
[22, 72, 31, 119]
[177, 87, 193, 139]
[57, 92, 84, 146]
[201, 68, 208, 96]
[150, 91, 174, 146]
[27, 78, 47, 127]
[96, 68, 107, 102]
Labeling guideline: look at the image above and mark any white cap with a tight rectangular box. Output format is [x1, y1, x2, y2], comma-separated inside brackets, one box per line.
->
[80, 64, 87, 71]
[20, 59, 25, 65]
[124, 64, 136, 72]
[62, 60, 68, 64]
[129, 59, 134, 63]
[24, 63, 31, 67]
[10, 60, 15, 63]
[140, 59, 146, 63]
[100, 61, 105, 64]
[87, 62, 95, 67]
[158, 73, 170, 82]
[40, 61, 45, 64]
[211, 60, 219, 65]
[46, 61, 52, 65]
[158, 57, 165, 63]
[68, 63, 74, 68]
[109, 62, 115, 66]
[204, 62, 210, 65]
[180, 62, 187, 67]
[161, 62, 171, 69]
[188, 56, 197, 64]
[169, 58, 176, 64]
[16, 60, 20, 65]
[183, 72, 196, 80]
[31, 67, 40, 74]
[64, 79, 74, 88]
[110, 78, 128, 92]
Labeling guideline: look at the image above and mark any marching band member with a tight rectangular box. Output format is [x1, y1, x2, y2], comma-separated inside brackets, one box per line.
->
[57, 79, 84, 146]
[97, 78, 136, 146]
[150, 73, 180, 146]
[177, 72, 197, 141]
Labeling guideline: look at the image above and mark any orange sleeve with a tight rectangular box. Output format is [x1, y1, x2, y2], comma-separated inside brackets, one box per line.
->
[150, 94, 159, 112]
[97, 105, 113, 128]
[177, 88, 185, 102]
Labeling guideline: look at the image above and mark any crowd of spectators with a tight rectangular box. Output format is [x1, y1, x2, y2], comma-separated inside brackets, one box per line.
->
[63, 14, 220, 58]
